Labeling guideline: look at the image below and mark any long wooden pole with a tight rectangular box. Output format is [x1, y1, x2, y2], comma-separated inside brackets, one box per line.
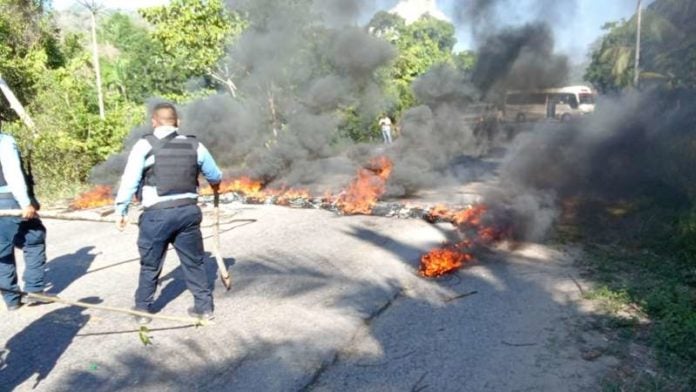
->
[213, 192, 232, 290]
[0, 208, 237, 226]
[0, 209, 131, 224]
[0, 75, 36, 133]
[0, 287, 207, 325]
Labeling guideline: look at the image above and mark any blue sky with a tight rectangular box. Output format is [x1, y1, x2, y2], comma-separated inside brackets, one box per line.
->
[52, 0, 650, 63]
[435, 0, 652, 62]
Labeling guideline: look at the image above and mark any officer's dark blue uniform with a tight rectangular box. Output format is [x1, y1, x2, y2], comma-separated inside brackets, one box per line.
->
[115, 103, 222, 323]
[0, 130, 47, 310]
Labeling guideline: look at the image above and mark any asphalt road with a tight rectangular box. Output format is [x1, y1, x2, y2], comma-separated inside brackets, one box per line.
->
[0, 203, 617, 391]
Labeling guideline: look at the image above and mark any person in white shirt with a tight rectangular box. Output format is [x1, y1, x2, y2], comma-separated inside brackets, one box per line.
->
[378, 114, 393, 144]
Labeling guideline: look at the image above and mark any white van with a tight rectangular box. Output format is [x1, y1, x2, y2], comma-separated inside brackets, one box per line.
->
[504, 85, 596, 122]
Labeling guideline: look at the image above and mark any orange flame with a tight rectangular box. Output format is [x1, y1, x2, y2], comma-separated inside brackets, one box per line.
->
[70, 185, 114, 210]
[427, 204, 487, 227]
[74, 157, 393, 212]
[419, 242, 474, 277]
[451, 205, 487, 226]
[200, 176, 264, 197]
[336, 156, 393, 215]
[420, 204, 505, 277]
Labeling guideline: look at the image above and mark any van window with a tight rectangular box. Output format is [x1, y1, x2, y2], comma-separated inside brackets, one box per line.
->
[579, 93, 595, 104]
[567, 94, 579, 108]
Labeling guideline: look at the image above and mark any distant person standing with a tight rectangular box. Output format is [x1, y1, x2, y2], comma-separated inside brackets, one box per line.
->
[114, 102, 222, 324]
[0, 117, 48, 311]
[379, 114, 393, 144]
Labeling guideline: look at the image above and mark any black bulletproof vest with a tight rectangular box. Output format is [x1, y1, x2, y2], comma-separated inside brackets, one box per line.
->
[141, 132, 200, 196]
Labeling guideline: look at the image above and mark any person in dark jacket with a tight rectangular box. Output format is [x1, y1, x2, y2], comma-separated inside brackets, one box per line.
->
[0, 118, 47, 311]
[114, 103, 222, 324]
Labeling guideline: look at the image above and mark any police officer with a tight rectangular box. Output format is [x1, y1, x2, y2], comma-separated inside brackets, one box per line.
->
[115, 103, 222, 324]
[0, 117, 48, 311]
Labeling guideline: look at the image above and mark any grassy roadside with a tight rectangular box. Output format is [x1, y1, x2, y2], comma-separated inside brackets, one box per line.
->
[35, 181, 93, 210]
[577, 243, 696, 391]
[554, 197, 696, 391]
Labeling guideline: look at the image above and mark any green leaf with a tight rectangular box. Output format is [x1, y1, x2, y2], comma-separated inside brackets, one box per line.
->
[138, 326, 153, 346]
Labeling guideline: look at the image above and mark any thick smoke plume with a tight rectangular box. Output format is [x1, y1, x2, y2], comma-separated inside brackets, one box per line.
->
[385, 64, 487, 197]
[451, 0, 578, 39]
[472, 23, 569, 95]
[493, 89, 696, 240]
[387, 1, 574, 198]
[93, 0, 395, 191]
[94, 0, 649, 246]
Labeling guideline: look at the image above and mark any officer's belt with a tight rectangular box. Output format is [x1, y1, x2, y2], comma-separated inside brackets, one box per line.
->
[144, 198, 196, 211]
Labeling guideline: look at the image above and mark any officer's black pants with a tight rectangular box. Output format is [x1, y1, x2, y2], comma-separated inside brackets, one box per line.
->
[0, 216, 46, 307]
[135, 204, 213, 313]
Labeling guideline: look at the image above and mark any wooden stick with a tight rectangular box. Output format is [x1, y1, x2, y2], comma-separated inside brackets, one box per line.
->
[0, 75, 37, 132]
[213, 192, 232, 290]
[0, 209, 124, 224]
[0, 207, 237, 226]
[0, 288, 208, 325]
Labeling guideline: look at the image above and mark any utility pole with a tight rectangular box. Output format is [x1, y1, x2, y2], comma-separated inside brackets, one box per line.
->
[77, 0, 105, 120]
[634, 0, 643, 87]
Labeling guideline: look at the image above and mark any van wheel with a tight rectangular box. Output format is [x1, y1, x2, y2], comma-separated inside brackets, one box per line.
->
[516, 113, 526, 122]
[561, 114, 571, 122]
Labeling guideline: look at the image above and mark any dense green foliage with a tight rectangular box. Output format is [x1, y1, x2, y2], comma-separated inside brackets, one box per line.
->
[368, 11, 466, 115]
[585, 0, 696, 92]
[139, 0, 246, 96]
[0, 0, 64, 120]
[578, 244, 696, 390]
[1, 1, 142, 194]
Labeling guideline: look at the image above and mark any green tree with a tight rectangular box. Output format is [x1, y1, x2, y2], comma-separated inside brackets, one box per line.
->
[367, 12, 458, 115]
[139, 0, 246, 94]
[0, 6, 146, 194]
[453, 50, 476, 72]
[98, 11, 186, 101]
[7, 38, 143, 190]
[0, 0, 64, 120]
[585, 0, 696, 92]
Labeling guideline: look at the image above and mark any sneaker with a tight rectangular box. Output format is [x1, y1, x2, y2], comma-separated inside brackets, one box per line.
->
[24, 291, 57, 306]
[6, 303, 22, 311]
[132, 308, 153, 325]
[187, 307, 214, 321]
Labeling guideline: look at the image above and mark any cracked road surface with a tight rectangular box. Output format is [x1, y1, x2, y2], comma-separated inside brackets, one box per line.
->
[1, 204, 616, 391]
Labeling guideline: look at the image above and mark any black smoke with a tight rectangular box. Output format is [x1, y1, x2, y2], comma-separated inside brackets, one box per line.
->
[385, 64, 485, 197]
[386, 5, 573, 199]
[92, 0, 396, 191]
[92, 0, 664, 248]
[472, 23, 569, 96]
